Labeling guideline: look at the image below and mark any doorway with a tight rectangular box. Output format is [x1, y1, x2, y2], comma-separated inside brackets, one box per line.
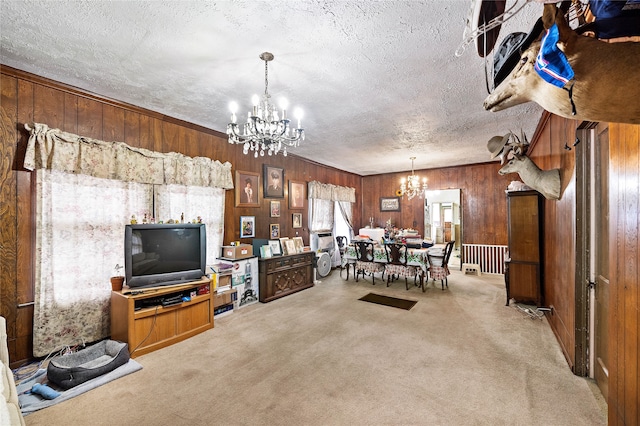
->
[593, 123, 610, 399]
[424, 189, 461, 268]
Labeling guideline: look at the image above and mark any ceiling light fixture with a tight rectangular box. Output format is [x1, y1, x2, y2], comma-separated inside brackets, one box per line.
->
[398, 157, 428, 200]
[227, 52, 305, 158]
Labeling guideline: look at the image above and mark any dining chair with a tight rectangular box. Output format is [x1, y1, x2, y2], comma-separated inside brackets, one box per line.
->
[354, 241, 385, 284]
[335, 236, 349, 279]
[383, 243, 422, 291]
[427, 240, 455, 290]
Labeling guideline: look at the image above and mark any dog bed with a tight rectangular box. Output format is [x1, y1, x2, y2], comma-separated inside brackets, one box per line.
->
[47, 340, 130, 389]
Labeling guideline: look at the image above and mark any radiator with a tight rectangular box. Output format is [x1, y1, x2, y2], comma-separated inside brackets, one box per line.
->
[461, 244, 508, 275]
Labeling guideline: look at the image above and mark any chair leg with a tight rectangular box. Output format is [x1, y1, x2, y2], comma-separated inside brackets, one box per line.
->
[405, 276, 409, 290]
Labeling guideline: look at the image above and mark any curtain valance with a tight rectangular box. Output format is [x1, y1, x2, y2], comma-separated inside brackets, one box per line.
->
[307, 180, 355, 203]
[24, 123, 234, 189]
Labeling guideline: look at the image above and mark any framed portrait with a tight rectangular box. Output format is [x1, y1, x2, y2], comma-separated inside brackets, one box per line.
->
[292, 213, 302, 229]
[292, 236, 304, 254]
[279, 237, 290, 255]
[240, 216, 255, 238]
[380, 196, 401, 212]
[285, 240, 297, 256]
[268, 239, 282, 256]
[289, 180, 306, 209]
[270, 223, 280, 239]
[263, 165, 284, 198]
[235, 170, 260, 207]
[270, 200, 281, 218]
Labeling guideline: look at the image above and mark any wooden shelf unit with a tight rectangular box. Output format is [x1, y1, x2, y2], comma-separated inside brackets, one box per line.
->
[111, 278, 213, 357]
[259, 252, 314, 303]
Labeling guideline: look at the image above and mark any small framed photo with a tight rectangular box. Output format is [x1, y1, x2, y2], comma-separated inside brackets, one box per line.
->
[270, 200, 281, 218]
[270, 223, 280, 239]
[293, 236, 304, 254]
[289, 180, 306, 209]
[263, 165, 284, 198]
[380, 196, 401, 212]
[240, 216, 255, 238]
[235, 170, 260, 207]
[260, 245, 272, 258]
[292, 213, 302, 229]
[279, 237, 290, 255]
[285, 240, 297, 256]
[268, 239, 282, 256]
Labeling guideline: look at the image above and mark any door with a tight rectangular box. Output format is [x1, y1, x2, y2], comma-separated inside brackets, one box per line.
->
[594, 123, 609, 399]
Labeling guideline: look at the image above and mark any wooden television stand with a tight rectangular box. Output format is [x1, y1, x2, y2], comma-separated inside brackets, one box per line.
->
[111, 278, 213, 357]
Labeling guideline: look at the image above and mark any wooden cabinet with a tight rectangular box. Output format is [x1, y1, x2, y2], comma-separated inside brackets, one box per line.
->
[259, 252, 314, 302]
[505, 190, 543, 306]
[111, 278, 213, 357]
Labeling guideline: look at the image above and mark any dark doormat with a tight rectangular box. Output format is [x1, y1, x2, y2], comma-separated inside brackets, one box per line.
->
[358, 293, 417, 310]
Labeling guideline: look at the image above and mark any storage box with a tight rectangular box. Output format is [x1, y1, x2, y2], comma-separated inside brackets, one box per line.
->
[213, 289, 237, 308]
[221, 245, 253, 259]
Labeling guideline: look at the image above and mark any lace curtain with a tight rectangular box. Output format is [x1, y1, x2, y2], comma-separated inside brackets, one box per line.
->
[25, 123, 233, 356]
[307, 181, 356, 233]
[154, 185, 225, 265]
[33, 170, 152, 356]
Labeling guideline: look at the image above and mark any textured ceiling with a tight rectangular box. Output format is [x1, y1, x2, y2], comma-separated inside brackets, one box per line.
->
[0, 0, 545, 176]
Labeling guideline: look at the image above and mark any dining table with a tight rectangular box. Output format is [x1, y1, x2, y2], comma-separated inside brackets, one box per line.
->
[342, 242, 443, 279]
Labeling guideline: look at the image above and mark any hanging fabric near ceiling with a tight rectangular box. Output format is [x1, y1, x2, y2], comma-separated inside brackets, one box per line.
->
[307, 181, 356, 233]
[23, 123, 234, 189]
[24, 123, 232, 356]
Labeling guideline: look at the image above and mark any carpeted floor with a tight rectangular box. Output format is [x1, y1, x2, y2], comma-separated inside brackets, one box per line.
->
[24, 269, 606, 425]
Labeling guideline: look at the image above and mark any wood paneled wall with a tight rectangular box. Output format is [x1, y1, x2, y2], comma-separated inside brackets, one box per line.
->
[609, 122, 640, 425]
[528, 114, 578, 370]
[361, 163, 513, 245]
[0, 67, 360, 365]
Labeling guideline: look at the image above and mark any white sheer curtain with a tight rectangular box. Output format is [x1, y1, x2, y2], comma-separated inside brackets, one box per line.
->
[154, 185, 226, 265]
[33, 170, 152, 356]
[25, 123, 233, 356]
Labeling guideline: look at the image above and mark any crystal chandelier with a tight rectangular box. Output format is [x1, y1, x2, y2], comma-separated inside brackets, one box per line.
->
[398, 157, 428, 200]
[227, 52, 305, 158]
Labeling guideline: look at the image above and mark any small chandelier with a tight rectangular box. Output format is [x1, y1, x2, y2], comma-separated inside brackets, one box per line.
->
[227, 52, 305, 158]
[398, 157, 428, 200]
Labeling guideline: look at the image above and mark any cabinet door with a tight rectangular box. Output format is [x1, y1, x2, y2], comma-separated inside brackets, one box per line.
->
[508, 262, 540, 303]
[508, 194, 540, 262]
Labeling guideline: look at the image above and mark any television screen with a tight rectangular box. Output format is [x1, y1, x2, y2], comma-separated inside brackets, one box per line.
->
[125, 223, 206, 289]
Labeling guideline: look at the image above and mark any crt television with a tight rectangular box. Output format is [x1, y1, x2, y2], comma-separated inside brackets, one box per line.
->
[124, 223, 207, 289]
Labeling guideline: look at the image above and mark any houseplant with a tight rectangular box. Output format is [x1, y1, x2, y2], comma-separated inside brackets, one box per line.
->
[110, 264, 125, 291]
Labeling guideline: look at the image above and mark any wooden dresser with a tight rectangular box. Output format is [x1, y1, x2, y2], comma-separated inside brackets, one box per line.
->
[505, 190, 544, 306]
[259, 252, 314, 302]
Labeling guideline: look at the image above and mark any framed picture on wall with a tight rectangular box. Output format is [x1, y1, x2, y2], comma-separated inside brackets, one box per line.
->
[240, 216, 255, 238]
[292, 213, 302, 229]
[380, 196, 401, 212]
[289, 180, 306, 209]
[235, 170, 260, 207]
[270, 200, 281, 218]
[263, 165, 284, 198]
[270, 223, 280, 239]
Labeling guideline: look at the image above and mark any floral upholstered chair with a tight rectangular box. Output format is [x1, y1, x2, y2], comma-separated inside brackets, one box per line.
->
[384, 243, 422, 291]
[354, 241, 385, 284]
[427, 240, 455, 290]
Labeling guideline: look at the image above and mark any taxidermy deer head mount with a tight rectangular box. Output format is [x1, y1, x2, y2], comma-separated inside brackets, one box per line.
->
[484, 4, 640, 125]
[487, 130, 561, 200]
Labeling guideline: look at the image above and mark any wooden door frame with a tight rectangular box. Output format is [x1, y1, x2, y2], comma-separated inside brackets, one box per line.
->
[574, 122, 598, 377]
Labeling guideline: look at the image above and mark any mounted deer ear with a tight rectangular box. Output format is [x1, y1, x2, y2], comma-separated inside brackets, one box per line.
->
[543, 3, 576, 48]
[542, 4, 556, 30]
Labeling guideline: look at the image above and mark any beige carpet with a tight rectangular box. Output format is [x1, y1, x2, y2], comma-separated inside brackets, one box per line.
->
[25, 270, 606, 425]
